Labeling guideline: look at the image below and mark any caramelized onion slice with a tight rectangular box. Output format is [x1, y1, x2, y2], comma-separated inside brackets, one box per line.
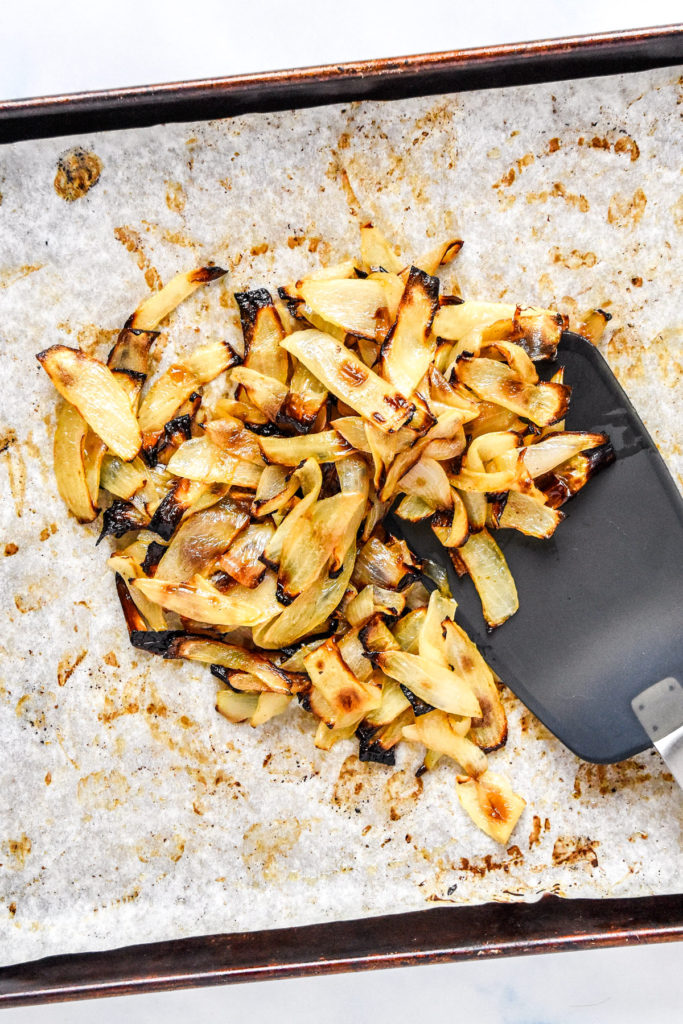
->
[138, 340, 238, 435]
[373, 649, 481, 717]
[38, 346, 142, 460]
[53, 401, 99, 521]
[403, 710, 487, 777]
[132, 572, 280, 627]
[456, 357, 570, 428]
[304, 638, 381, 730]
[235, 288, 289, 383]
[257, 430, 352, 466]
[155, 497, 248, 583]
[456, 529, 519, 628]
[165, 634, 298, 693]
[257, 542, 356, 649]
[380, 266, 439, 397]
[455, 771, 525, 844]
[282, 329, 429, 434]
[360, 222, 404, 274]
[497, 490, 564, 538]
[522, 431, 609, 478]
[300, 277, 393, 341]
[128, 266, 227, 331]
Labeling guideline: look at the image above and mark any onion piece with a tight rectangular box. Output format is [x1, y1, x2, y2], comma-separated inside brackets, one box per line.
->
[166, 437, 262, 488]
[403, 710, 487, 777]
[256, 542, 356, 649]
[155, 497, 248, 583]
[522, 431, 609, 478]
[304, 638, 382, 730]
[163, 634, 298, 693]
[281, 329, 430, 434]
[53, 401, 100, 522]
[412, 239, 463, 277]
[128, 266, 227, 331]
[360, 222, 404, 274]
[257, 430, 352, 466]
[230, 366, 288, 422]
[250, 693, 293, 727]
[373, 649, 481, 717]
[216, 520, 274, 588]
[380, 266, 439, 397]
[399, 456, 452, 510]
[37, 346, 142, 460]
[138, 340, 238, 435]
[132, 572, 281, 627]
[299, 277, 394, 341]
[457, 529, 519, 628]
[497, 490, 564, 539]
[456, 357, 571, 428]
[100, 454, 148, 501]
[235, 288, 289, 383]
[455, 771, 525, 845]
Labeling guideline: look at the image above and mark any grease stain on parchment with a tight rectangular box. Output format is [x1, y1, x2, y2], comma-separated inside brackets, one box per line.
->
[1, 834, 32, 870]
[113, 226, 162, 290]
[54, 148, 102, 201]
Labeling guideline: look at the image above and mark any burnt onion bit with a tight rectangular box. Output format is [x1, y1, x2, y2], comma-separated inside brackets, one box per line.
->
[356, 722, 396, 765]
[97, 499, 149, 544]
[142, 411, 195, 467]
[148, 481, 187, 540]
[141, 541, 168, 576]
[115, 573, 147, 634]
[129, 629, 185, 655]
[399, 684, 434, 717]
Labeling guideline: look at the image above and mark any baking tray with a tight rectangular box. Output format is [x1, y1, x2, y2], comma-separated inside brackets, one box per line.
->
[1, 25, 682, 1008]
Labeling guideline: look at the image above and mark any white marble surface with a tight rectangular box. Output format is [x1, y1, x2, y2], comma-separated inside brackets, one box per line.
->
[1, 1, 681, 1019]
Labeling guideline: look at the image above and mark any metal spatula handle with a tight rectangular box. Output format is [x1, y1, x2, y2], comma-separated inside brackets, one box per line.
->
[631, 678, 683, 790]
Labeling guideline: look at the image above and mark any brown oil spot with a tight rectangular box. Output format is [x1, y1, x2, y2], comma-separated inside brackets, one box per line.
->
[136, 832, 185, 864]
[0, 430, 26, 518]
[45, 772, 52, 785]
[526, 182, 589, 212]
[57, 650, 86, 687]
[77, 770, 130, 811]
[493, 167, 516, 189]
[113, 226, 162, 291]
[4, 543, 18, 556]
[629, 831, 649, 842]
[2, 834, 32, 870]
[607, 189, 647, 227]
[287, 236, 305, 249]
[528, 814, 542, 848]
[631, 276, 643, 287]
[54, 148, 102, 201]
[548, 137, 561, 153]
[614, 136, 640, 161]
[242, 819, 302, 880]
[573, 759, 657, 798]
[333, 754, 378, 812]
[250, 243, 269, 256]
[552, 835, 599, 868]
[308, 237, 321, 253]
[103, 651, 119, 668]
[39, 527, 51, 542]
[9, 903, 16, 918]
[337, 132, 351, 150]
[550, 247, 597, 269]
[456, 846, 524, 877]
[672, 195, 683, 230]
[165, 181, 186, 214]
[384, 770, 423, 821]
[0, 264, 44, 289]
[162, 229, 197, 249]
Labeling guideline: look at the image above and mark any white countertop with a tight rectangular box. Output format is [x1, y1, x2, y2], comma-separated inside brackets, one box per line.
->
[1, 1, 681, 1020]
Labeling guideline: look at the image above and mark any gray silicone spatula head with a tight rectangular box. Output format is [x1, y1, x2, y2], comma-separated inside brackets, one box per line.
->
[394, 333, 683, 764]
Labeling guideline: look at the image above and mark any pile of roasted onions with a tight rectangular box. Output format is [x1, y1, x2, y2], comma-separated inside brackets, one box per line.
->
[37, 226, 614, 844]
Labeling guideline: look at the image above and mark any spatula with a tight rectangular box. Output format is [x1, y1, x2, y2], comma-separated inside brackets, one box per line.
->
[393, 332, 683, 769]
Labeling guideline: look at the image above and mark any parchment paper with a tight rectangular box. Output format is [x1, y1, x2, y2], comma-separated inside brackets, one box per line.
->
[1, 64, 682, 969]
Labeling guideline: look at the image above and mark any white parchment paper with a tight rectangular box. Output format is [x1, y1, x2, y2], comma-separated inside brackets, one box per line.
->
[1, 64, 682, 968]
